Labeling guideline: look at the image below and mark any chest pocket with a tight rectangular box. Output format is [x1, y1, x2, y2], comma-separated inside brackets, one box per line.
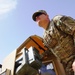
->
[43, 27, 58, 48]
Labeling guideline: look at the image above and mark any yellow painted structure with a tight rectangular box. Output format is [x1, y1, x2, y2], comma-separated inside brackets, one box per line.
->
[0, 35, 66, 75]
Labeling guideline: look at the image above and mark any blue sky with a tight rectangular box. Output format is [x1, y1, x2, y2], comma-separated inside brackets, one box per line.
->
[0, 0, 75, 64]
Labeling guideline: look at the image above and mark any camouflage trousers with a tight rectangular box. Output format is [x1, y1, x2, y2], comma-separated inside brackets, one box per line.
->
[62, 58, 74, 75]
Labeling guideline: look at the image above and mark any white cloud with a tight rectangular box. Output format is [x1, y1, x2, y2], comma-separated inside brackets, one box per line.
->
[0, 0, 17, 15]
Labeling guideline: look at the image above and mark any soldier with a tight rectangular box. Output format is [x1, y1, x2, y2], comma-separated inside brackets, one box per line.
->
[32, 10, 75, 75]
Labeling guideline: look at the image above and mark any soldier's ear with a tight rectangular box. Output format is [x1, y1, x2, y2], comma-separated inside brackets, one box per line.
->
[47, 14, 50, 19]
[46, 14, 49, 17]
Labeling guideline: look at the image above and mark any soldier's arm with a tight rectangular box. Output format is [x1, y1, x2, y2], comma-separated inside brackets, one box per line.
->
[53, 15, 75, 35]
[53, 15, 75, 45]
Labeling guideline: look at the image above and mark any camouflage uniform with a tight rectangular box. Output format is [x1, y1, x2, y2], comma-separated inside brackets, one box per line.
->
[43, 15, 75, 75]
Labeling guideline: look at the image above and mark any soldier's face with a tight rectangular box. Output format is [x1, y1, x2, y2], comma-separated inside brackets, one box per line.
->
[35, 14, 50, 27]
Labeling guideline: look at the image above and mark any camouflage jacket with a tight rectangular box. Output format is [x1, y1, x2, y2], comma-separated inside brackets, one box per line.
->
[43, 15, 75, 63]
